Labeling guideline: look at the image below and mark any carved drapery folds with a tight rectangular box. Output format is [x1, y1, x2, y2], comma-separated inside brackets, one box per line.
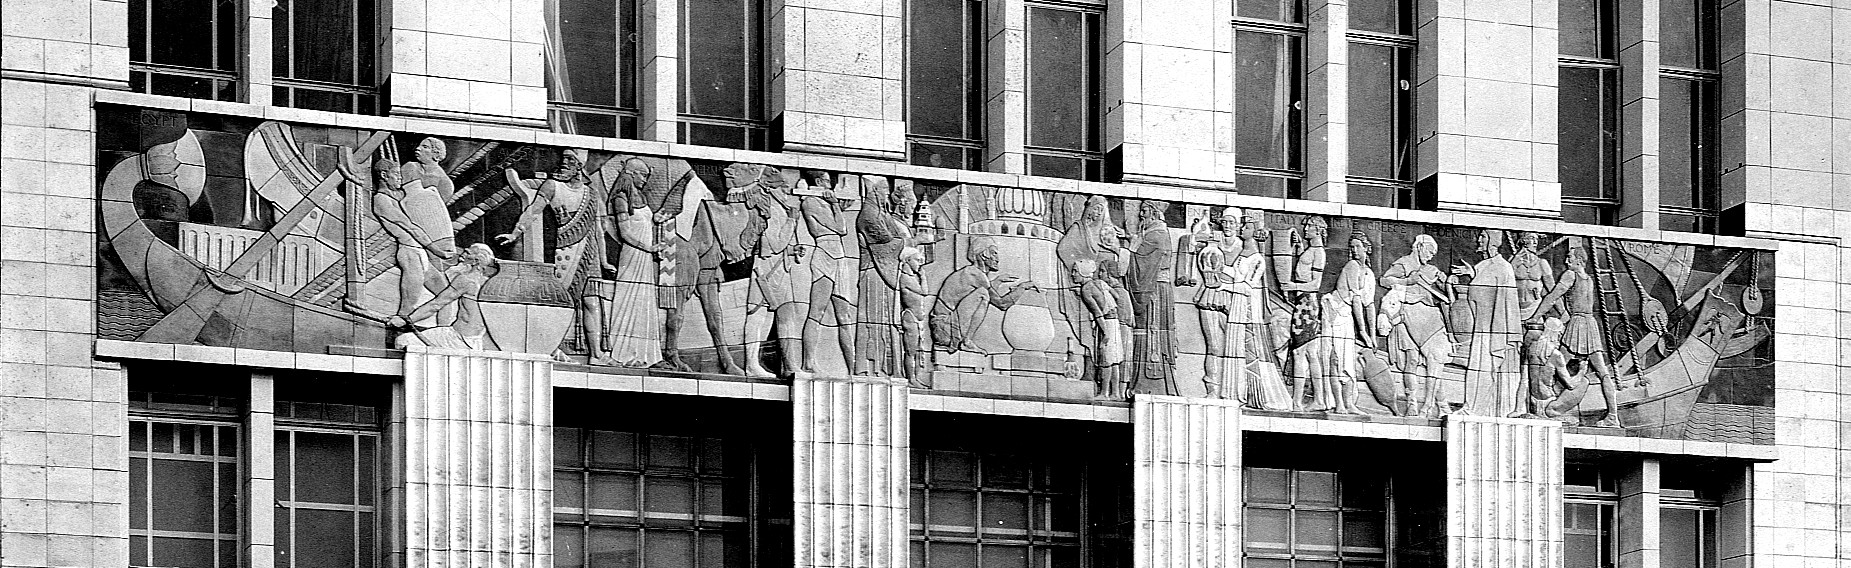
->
[96, 105, 1776, 442]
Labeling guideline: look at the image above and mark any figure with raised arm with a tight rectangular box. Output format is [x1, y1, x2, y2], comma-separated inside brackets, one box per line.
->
[1379, 234, 1454, 417]
[1525, 237, 1623, 427]
[496, 149, 616, 363]
[387, 244, 500, 350]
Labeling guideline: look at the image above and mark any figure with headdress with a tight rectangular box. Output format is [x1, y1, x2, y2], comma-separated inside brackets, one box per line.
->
[497, 148, 618, 363]
[854, 177, 914, 376]
[1452, 229, 1522, 416]
[797, 171, 857, 374]
[731, 163, 810, 378]
[602, 158, 666, 367]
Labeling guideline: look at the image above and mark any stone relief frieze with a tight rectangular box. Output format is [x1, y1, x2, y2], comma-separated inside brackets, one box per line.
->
[94, 106, 1777, 442]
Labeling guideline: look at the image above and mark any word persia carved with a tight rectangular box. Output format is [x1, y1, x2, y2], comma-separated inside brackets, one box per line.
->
[96, 105, 1776, 442]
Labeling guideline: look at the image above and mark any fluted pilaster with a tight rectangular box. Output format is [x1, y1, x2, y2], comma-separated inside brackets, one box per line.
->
[792, 375, 910, 568]
[1444, 415, 1563, 568]
[1132, 395, 1242, 568]
[400, 347, 555, 568]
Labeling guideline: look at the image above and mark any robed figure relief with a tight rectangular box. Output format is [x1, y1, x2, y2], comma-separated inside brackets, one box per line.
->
[1453, 229, 1523, 417]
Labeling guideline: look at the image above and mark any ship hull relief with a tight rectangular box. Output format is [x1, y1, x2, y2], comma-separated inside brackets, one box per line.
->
[95, 105, 1777, 443]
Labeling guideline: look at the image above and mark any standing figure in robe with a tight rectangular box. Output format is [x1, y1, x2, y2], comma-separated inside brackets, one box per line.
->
[732, 164, 810, 378]
[1321, 231, 1377, 414]
[855, 179, 917, 377]
[1379, 234, 1453, 417]
[1452, 229, 1523, 417]
[1127, 200, 1177, 394]
[602, 158, 665, 368]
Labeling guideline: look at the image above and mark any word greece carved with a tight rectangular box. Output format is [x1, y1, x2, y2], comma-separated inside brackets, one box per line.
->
[94, 105, 1777, 442]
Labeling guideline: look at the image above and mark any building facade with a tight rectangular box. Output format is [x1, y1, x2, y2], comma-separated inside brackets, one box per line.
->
[0, 0, 1844, 566]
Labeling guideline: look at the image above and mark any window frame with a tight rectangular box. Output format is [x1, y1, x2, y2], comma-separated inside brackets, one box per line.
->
[550, 427, 762, 568]
[1343, 0, 1418, 208]
[1656, 0, 1721, 234]
[1563, 462, 1620, 568]
[908, 449, 1094, 567]
[906, 0, 989, 170]
[270, 0, 383, 114]
[677, 0, 769, 150]
[1021, 0, 1107, 181]
[1240, 466, 1393, 566]
[272, 411, 384, 568]
[128, 0, 242, 101]
[1557, 0, 1623, 225]
[1230, 0, 1308, 199]
[544, 0, 642, 139]
[128, 409, 244, 568]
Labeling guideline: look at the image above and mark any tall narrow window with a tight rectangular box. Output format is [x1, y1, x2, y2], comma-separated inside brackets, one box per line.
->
[910, 414, 1131, 568]
[1233, 0, 1305, 198]
[1345, 0, 1416, 207]
[273, 396, 383, 568]
[273, 0, 380, 113]
[681, 0, 767, 150]
[129, 380, 244, 568]
[907, 0, 986, 170]
[1564, 463, 1619, 568]
[129, 0, 240, 100]
[1658, 0, 1719, 233]
[1659, 474, 1721, 568]
[1023, 0, 1105, 181]
[1558, 0, 1621, 224]
[545, 0, 641, 138]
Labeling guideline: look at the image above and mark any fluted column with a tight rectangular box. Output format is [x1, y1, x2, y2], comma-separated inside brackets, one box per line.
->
[399, 347, 555, 568]
[791, 375, 909, 568]
[1444, 415, 1563, 568]
[1131, 395, 1242, 568]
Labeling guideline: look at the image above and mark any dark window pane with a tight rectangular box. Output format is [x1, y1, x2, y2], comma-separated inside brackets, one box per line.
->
[911, 143, 980, 170]
[1238, 0, 1299, 22]
[1347, 43, 1407, 180]
[682, 122, 754, 150]
[1294, 510, 1339, 553]
[645, 478, 696, 516]
[929, 490, 978, 529]
[1244, 507, 1290, 550]
[1295, 471, 1337, 505]
[1026, 7, 1096, 150]
[1660, 0, 1710, 69]
[1349, 0, 1402, 33]
[279, 0, 359, 83]
[591, 430, 638, 468]
[931, 451, 975, 485]
[1659, 78, 1712, 211]
[1027, 154, 1090, 180]
[1558, 67, 1619, 201]
[556, 471, 585, 510]
[1235, 31, 1302, 171]
[556, 525, 586, 568]
[645, 530, 695, 568]
[589, 527, 641, 568]
[649, 435, 694, 469]
[295, 508, 357, 568]
[981, 544, 1031, 568]
[909, 0, 979, 139]
[983, 454, 1029, 489]
[131, 457, 149, 529]
[1246, 468, 1292, 504]
[1660, 508, 1702, 568]
[1347, 183, 1401, 208]
[151, 460, 216, 532]
[147, 0, 218, 68]
[151, 537, 217, 568]
[553, 0, 623, 108]
[589, 472, 640, 514]
[981, 493, 1030, 532]
[293, 432, 358, 504]
[928, 542, 977, 567]
[1342, 512, 1385, 550]
[682, 0, 753, 120]
[1559, 0, 1608, 58]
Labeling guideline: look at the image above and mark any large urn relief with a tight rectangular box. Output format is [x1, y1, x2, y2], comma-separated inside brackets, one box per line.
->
[477, 260, 576, 354]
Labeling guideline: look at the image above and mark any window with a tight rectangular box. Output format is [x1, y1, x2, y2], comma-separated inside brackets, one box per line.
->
[910, 414, 1130, 568]
[1345, 0, 1416, 207]
[273, 398, 383, 568]
[544, 0, 641, 138]
[1242, 467, 1389, 567]
[1659, 468, 1723, 568]
[552, 393, 789, 568]
[1658, 0, 1719, 233]
[1564, 463, 1618, 568]
[1558, 0, 1621, 225]
[907, 0, 987, 170]
[130, 411, 242, 567]
[128, 0, 240, 100]
[272, 0, 380, 113]
[1023, 0, 1106, 181]
[680, 0, 767, 150]
[1233, 0, 1306, 198]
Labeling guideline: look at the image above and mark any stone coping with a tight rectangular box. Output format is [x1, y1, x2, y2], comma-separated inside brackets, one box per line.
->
[90, 90, 1782, 252]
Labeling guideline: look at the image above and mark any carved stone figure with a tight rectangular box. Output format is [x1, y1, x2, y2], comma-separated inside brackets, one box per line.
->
[1127, 200, 1177, 393]
[1187, 207, 1244, 399]
[797, 172, 857, 375]
[646, 164, 697, 371]
[1073, 259, 1125, 398]
[731, 164, 810, 378]
[603, 160, 666, 368]
[1526, 237, 1622, 427]
[363, 154, 458, 326]
[388, 243, 500, 350]
[1511, 231, 1554, 315]
[1283, 216, 1329, 408]
[497, 149, 615, 363]
[898, 246, 931, 387]
[404, 137, 457, 203]
[854, 178, 912, 376]
[685, 180, 754, 375]
[1320, 231, 1377, 415]
[931, 236, 1039, 352]
[1379, 234, 1454, 417]
[1453, 229, 1523, 417]
[1098, 257, 1137, 399]
[1522, 316, 1592, 421]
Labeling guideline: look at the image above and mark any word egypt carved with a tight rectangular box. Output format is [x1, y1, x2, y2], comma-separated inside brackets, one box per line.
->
[95, 106, 1776, 442]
